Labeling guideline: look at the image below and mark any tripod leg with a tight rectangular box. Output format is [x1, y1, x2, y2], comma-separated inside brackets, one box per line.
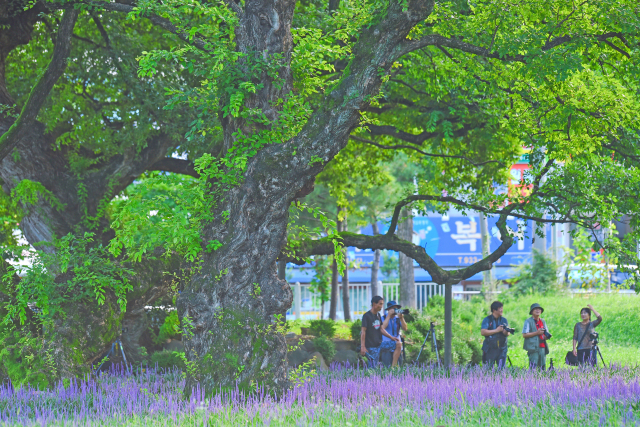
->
[415, 330, 431, 365]
[401, 337, 406, 367]
[432, 327, 441, 369]
[596, 346, 605, 366]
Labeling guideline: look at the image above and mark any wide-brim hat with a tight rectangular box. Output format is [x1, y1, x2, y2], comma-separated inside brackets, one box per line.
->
[529, 303, 544, 315]
[386, 300, 401, 310]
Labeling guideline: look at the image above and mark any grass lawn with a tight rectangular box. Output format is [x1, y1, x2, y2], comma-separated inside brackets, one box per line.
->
[286, 293, 640, 367]
[485, 293, 640, 368]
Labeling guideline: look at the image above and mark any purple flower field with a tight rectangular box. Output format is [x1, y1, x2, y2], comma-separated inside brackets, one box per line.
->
[1, 364, 639, 426]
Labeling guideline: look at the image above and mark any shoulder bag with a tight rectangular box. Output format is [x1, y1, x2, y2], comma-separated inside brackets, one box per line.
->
[565, 322, 591, 366]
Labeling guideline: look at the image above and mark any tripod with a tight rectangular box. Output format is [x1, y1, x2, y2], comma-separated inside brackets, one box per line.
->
[592, 342, 606, 366]
[415, 322, 441, 368]
[94, 336, 128, 375]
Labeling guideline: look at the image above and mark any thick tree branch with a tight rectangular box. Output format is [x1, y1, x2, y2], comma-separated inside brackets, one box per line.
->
[57, 1, 212, 51]
[367, 123, 475, 145]
[398, 34, 527, 62]
[283, 213, 514, 285]
[148, 157, 199, 178]
[386, 196, 581, 239]
[398, 31, 635, 62]
[367, 124, 437, 144]
[350, 135, 505, 167]
[0, 9, 79, 162]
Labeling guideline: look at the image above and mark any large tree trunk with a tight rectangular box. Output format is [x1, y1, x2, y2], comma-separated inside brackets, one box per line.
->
[0, 83, 181, 381]
[398, 208, 416, 309]
[371, 220, 381, 298]
[0, 117, 179, 372]
[176, 0, 298, 395]
[174, 0, 436, 396]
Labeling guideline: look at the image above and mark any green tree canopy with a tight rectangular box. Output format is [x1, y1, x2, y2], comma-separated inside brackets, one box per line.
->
[0, 0, 638, 391]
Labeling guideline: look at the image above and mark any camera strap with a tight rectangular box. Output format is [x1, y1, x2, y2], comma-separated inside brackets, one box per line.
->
[487, 315, 505, 348]
[576, 321, 592, 350]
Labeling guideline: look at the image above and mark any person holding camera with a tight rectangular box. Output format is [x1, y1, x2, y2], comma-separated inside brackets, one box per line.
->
[360, 296, 397, 367]
[522, 303, 551, 369]
[381, 300, 408, 368]
[480, 301, 512, 368]
[572, 304, 602, 366]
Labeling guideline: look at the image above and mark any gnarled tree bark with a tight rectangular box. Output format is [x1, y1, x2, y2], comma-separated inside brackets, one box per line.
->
[0, 5, 198, 381]
[176, 0, 438, 395]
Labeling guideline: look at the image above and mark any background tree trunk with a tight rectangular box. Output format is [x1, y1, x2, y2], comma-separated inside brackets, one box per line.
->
[479, 213, 495, 304]
[341, 213, 351, 321]
[341, 260, 350, 321]
[371, 220, 380, 298]
[329, 205, 342, 320]
[329, 257, 339, 320]
[398, 208, 416, 309]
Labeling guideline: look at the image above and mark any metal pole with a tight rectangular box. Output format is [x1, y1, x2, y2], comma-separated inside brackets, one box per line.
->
[444, 283, 453, 367]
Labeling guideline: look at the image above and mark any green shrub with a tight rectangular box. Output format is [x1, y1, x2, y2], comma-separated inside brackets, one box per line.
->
[509, 250, 560, 296]
[309, 319, 336, 338]
[312, 336, 336, 363]
[350, 319, 362, 340]
[467, 339, 483, 366]
[150, 350, 186, 371]
[153, 310, 181, 345]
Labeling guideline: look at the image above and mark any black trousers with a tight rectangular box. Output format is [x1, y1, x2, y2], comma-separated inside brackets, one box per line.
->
[577, 348, 596, 366]
[483, 348, 506, 368]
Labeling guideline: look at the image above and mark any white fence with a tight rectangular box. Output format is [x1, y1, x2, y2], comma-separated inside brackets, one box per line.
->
[286, 282, 446, 320]
[284, 282, 638, 320]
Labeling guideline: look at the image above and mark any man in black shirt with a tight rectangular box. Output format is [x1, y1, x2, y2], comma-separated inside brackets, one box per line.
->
[360, 295, 395, 367]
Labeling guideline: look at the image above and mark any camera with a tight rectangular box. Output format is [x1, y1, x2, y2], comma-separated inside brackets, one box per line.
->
[542, 328, 552, 339]
[395, 308, 409, 316]
[590, 331, 599, 344]
[502, 326, 515, 334]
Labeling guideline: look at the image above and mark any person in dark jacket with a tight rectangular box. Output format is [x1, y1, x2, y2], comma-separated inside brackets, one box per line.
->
[480, 301, 511, 368]
[572, 304, 602, 366]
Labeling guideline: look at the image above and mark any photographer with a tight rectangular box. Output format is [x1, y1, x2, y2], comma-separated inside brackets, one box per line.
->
[360, 296, 396, 367]
[480, 301, 512, 368]
[522, 303, 551, 370]
[572, 304, 602, 366]
[381, 300, 408, 368]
